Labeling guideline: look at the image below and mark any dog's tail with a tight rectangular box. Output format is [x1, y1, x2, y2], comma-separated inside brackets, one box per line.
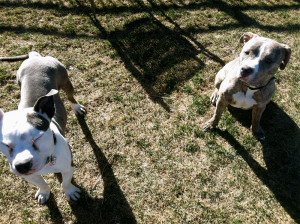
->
[0, 54, 29, 62]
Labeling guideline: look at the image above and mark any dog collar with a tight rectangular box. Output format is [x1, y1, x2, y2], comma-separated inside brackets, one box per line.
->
[46, 155, 57, 166]
[49, 156, 56, 166]
[246, 77, 275, 90]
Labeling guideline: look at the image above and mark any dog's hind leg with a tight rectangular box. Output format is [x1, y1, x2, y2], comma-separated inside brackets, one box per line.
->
[23, 175, 51, 204]
[61, 166, 81, 201]
[62, 77, 87, 115]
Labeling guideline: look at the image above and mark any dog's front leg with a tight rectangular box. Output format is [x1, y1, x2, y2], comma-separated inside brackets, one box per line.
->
[210, 89, 219, 106]
[61, 166, 81, 201]
[204, 97, 229, 131]
[23, 175, 51, 204]
[251, 105, 266, 140]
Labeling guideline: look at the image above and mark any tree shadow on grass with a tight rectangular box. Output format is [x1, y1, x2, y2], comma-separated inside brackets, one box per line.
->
[46, 116, 136, 224]
[74, 0, 224, 112]
[108, 17, 205, 112]
[70, 115, 136, 224]
[45, 193, 64, 224]
[219, 101, 300, 222]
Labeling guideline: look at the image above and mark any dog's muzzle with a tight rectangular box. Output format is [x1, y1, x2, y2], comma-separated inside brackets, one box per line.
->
[15, 161, 33, 174]
[240, 66, 254, 78]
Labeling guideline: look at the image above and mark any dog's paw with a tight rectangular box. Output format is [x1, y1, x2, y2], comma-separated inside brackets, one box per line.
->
[64, 184, 81, 201]
[210, 91, 219, 107]
[35, 188, 50, 204]
[252, 126, 265, 141]
[203, 121, 215, 132]
[253, 130, 266, 141]
[72, 103, 87, 115]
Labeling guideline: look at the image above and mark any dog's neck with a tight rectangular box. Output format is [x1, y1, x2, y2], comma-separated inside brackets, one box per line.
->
[246, 77, 275, 90]
[46, 128, 57, 166]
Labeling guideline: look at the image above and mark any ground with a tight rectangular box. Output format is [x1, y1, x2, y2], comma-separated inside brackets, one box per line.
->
[0, 0, 300, 223]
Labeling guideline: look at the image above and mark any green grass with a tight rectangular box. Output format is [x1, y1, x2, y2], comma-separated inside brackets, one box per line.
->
[0, 0, 300, 223]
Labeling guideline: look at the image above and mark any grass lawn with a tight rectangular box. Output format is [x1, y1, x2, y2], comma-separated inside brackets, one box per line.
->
[0, 0, 300, 223]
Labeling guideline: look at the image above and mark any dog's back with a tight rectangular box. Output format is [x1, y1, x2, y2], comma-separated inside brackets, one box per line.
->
[17, 52, 68, 134]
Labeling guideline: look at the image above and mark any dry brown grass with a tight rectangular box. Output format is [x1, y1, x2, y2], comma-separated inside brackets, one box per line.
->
[0, 0, 300, 223]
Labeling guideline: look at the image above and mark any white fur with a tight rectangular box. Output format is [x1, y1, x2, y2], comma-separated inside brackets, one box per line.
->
[231, 89, 257, 109]
[0, 108, 53, 175]
[0, 107, 80, 204]
[239, 43, 267, 81]
[0, 51, 84, 204]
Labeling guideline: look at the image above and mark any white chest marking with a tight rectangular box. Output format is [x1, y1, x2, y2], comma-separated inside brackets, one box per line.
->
[231, 89, 257, 109]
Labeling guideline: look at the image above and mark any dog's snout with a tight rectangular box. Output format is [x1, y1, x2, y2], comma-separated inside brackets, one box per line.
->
[240, 66, 254, 77]
[15, 161, 33, 174]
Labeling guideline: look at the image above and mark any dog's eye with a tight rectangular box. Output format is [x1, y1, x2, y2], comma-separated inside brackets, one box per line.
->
[245, 51, 250, 55]
[1, 142, 11, 149]
[32, 143, 39, 151]
[32, 134, 44, 151]
[1, 142, 13, 155]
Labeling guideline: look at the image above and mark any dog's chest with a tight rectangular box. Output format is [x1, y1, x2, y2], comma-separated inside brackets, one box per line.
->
[231, 89, 257, 109]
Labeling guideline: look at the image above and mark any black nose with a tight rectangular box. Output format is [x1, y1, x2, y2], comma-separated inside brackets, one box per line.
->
[240, 66, 254, 77]
[15, 161, 32, 174]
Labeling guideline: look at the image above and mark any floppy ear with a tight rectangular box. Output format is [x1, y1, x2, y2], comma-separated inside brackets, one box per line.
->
[239, 32, 259, 44]
[280, 44, 291, 70]
[33, 89, 58, 119]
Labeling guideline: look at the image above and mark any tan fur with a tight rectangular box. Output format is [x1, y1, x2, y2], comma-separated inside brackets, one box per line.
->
[204, 32, 291, 139]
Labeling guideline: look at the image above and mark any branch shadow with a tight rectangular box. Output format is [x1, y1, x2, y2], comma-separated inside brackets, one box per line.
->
[185, 0, 300, 34]
[65, 115, 137, 224]
[219, 101, 300, 222]
[45, 193, 64, 224]
[107, 17, 205, 112]
[2, 0, 299, 29]
[2, 0, 300, 38]
[41, 116, 137, 224]
[43, 119, 136, 224]
[81, 0, 224, 112]
[2, 0, 299, 111]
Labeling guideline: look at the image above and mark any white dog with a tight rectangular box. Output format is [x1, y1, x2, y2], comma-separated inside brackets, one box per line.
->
[0, 52, 86, 204]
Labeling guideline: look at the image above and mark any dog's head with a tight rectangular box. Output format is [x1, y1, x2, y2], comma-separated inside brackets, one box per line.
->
[238, 32, 291, 87]
[0, 90, 58, 176]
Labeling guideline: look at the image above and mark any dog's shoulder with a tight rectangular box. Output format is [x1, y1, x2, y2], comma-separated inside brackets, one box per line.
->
[215, 58, 240, 88]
